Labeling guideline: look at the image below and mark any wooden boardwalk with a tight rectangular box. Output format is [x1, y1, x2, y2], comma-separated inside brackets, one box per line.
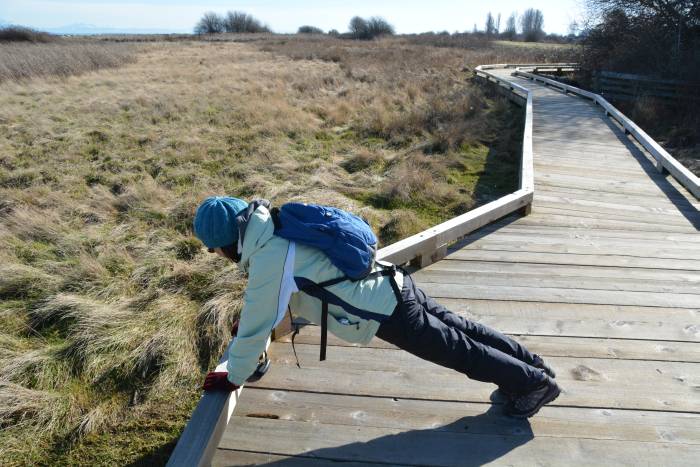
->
[211, 70, 700, 466]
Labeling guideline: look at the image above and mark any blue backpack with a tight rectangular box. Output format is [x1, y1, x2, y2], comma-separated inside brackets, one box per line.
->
[271, 203, 402, 364]
[271, 203, 378, 280]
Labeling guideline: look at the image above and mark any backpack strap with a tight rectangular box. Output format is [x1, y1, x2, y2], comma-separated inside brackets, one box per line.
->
[320, 300, 328, 361]
[288, 307, 301, 368]
[311, 263, 403, 362]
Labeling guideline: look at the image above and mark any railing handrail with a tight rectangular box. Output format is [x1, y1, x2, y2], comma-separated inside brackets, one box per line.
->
[168, 63, 536, 467]
[513, 67, 700, 199]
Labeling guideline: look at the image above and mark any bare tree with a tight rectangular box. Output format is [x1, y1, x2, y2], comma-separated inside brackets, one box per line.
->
[223, 11, 270, 33]
[349, 16, 368, 39]
[504, 13, 518, 40]
[585, 0, 699, 52]
[585, 0, 699, 27]
[349, 16, 394, 39]
[367, 17, 395, 37]
[567, 20, 580, 36]
[194, 12, 224, 35]
[496, 13, 502, 35]
[520, 8, 545, 41]
[582, 0, 700, 79]
[485, 12, 496, 36]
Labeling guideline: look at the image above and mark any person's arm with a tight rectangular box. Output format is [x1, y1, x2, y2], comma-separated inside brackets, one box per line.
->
[225, 245, 284, 386]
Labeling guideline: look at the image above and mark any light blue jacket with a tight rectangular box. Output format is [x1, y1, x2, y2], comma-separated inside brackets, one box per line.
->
[226, 205, 404, 385]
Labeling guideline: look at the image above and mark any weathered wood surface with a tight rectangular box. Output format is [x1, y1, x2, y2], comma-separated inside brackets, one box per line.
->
[212, 69, 699, 466]
[277, 325, 700, 363]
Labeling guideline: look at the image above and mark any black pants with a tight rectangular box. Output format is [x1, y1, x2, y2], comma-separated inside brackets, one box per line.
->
[376, 274, 546, 394]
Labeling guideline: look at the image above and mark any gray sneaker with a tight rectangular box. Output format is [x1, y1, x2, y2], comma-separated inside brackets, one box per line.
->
[506, 376, 561, 418]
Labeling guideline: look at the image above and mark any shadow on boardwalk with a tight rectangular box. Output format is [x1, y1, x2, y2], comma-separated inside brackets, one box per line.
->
[233, 404, 533, 467]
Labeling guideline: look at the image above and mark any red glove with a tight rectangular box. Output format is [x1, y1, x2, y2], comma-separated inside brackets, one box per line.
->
[231, 319, 240, 337]
[202, 372, 240, 392]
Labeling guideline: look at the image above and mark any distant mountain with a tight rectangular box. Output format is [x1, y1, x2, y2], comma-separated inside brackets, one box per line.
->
[43, 23, 190, 35]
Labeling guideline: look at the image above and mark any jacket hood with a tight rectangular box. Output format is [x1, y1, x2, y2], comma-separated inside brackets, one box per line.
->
[238, 204, 275, 273]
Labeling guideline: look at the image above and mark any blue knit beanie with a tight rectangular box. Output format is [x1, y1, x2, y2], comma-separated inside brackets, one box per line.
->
[193, 196, 248, 249]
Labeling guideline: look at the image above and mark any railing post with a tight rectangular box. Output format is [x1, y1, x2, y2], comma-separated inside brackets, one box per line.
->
[655, 158, 668, 175]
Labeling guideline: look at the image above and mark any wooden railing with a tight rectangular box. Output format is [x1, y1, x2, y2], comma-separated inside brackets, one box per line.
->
[595, 70, 700, 102]
[513, 68, 700, 199]
[167, 63, 542, 467]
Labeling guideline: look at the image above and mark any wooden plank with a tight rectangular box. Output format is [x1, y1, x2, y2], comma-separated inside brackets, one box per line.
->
[534, 188, 698, 211]
[412, 298, 700, 342]
[220, 416, 700, 466]
[535, 173, 685, 195]
[251, 343, 700, 412]
[429, 257, 700, 284]
[279, 326, 700, 362]
[233, 389, 700, 444]
[418, 266, 700, 294]
[534, 165, 675, 184]
[534, 188, 700, 213]
[211, 447, 378, 467]
[515, 212, 698, 233]
[492, 222, 700, 243]
[419, 281, 699, 308]
[457, 235, 700, 261]
[467, 214, 700, 242]
[446, 249, 700, 272]
[450, 226, 700, 254]
[531, 204, 698, 228]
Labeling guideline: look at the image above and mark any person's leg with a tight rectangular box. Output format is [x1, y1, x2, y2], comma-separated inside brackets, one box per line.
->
[410, 279, 540, 365]
[376, 275, 546, 395]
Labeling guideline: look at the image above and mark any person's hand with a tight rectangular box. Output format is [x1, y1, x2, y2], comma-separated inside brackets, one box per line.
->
[202, 371, 240, 392]
[231, 319, 240, 337]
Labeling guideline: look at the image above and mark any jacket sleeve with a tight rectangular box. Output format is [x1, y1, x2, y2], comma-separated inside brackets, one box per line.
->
[226, 245, 284, 385]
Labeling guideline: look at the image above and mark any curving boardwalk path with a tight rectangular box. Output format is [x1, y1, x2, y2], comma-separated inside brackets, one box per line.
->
[211, 70, 700, 466]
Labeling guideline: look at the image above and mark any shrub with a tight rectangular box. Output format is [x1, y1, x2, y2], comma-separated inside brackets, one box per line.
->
[0, 26, 55, 43]
[298, 25, 324, 34]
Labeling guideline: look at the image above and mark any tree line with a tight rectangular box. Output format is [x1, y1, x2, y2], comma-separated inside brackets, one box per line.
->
[193, 9, 552, 42]
[194, 11, 394, 39]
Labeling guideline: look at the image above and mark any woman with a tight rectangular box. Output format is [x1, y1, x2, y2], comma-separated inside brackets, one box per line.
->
[196, 196, 560, 418]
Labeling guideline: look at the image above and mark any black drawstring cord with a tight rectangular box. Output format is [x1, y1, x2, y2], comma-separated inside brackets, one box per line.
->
[288, 307, 301, 368]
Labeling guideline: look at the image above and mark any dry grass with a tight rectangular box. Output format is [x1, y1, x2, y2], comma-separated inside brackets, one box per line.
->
[0, 35, 576, 465]
[0, 39, 136, 82]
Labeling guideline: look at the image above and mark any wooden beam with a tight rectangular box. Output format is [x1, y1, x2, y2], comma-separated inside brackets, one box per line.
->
[167, 337, 271, 467]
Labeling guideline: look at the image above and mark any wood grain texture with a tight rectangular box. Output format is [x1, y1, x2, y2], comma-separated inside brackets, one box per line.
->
[210, 66, 700, 467]
[278, 325, 700, 362]
[250, 343, 700, 413]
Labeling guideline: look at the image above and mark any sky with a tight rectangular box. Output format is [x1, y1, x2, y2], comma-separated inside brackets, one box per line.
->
[0, 1, 585, 35]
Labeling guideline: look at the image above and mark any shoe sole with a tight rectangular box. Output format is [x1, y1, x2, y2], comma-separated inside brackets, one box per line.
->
[508, 383, 561, 419]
